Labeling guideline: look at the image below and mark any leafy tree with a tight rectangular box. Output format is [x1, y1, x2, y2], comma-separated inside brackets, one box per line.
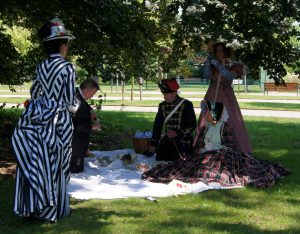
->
[4, 25, 32, 55]
[0, 0, 164, 85]
[0, 0, 299, 86]
[292, 59, 300, 75]
[0, 26, 24, 89]
[164, 0, 300, 84]
[290, 25, 300, 75]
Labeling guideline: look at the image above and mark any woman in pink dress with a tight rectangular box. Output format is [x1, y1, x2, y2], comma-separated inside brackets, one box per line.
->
[198, 42, 252, 154]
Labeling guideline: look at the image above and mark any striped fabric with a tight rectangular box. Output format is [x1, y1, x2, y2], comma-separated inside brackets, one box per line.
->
[11, 55, 76, 222]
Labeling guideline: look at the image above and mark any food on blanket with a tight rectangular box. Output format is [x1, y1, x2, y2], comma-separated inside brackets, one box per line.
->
[96, 156, 112, 167]
[136, 163, 150, 172]
[120, 153, 137, 165]
[121, 153, 131, 163]
[86, 151, 96, 158]
[121, 153, 133, 164]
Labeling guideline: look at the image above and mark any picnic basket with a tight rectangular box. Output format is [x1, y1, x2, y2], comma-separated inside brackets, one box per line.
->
[132, 138, 151, 154]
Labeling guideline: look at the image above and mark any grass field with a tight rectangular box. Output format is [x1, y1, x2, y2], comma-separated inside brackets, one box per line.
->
[1, 97, 299, 112]
[1, 82, 300, 98]
[1, 111, 300, 234]
[1, 82, 262, 93]
[1, 90, 300, 113]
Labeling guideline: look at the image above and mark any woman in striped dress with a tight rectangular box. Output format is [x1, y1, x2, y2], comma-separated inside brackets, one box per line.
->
[11, 18, 77, 222]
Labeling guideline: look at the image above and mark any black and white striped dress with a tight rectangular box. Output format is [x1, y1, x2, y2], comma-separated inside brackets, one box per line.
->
[11, 54, 76, 222]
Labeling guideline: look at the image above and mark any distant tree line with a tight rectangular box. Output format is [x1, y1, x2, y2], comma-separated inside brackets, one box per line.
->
[0, 0, 299, 89]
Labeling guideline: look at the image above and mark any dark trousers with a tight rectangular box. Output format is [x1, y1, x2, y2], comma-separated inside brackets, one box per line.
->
[156, 136, 184, 162]
[70, 132, 90, 173]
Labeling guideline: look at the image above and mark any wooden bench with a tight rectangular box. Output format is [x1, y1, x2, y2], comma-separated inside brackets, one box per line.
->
[264, 82, 299, 96]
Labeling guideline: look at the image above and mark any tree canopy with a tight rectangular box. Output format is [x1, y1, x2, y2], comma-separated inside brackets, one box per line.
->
[1, 0, 299, 86]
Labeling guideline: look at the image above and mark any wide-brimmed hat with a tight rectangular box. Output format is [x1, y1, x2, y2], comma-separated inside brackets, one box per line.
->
[43, 18, 75, 41]
[158, 79, 179, 93]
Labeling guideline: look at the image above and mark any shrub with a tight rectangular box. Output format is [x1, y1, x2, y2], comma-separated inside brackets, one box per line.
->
[0, 109, 22, 160]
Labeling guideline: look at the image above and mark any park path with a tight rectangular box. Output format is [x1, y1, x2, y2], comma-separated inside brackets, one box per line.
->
[99, 105, 300, 119]
[1, 90, 300, 118]
[1, 94, 300, 104]
[2, 103, 300, 118]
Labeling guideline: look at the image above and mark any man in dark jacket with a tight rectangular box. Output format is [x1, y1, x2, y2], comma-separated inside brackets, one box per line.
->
[149, 79, 197, 161]
[70, 77, 100, 173]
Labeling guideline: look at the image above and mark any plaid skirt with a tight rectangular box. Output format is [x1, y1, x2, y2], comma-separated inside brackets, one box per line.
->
[142, 148, 289, 188]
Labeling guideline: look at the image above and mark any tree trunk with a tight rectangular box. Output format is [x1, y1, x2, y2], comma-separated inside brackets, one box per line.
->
[122, 79, 125, 102]
[131, 76, 134, 101]
[139, 84, 142, 100]
[110, 78, 113, 93]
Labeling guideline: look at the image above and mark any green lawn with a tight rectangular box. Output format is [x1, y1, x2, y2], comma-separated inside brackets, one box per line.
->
[1, 82, 300, 99]
[1, 97, 300, 112]
[100, 100, 300, 111]
[1, 82, 300, 113]
[1, 111, 300, 233]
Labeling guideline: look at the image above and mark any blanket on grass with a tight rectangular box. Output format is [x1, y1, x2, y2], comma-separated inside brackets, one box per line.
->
[68, 149, 242, 200]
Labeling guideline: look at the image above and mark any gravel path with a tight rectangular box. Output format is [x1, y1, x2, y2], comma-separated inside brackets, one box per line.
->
[1, 90, 299, 118]
[1, 94, 300, 104]
[100, 105, 300, 119]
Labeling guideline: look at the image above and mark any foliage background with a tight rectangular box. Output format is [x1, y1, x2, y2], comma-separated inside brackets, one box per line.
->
[0, 0, 299, 88]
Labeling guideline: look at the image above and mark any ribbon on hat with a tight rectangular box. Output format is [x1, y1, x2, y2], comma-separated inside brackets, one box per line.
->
[43, 18, 75, 41]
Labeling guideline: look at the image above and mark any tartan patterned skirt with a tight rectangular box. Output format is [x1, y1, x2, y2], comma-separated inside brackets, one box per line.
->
[142, 148, 289, 188]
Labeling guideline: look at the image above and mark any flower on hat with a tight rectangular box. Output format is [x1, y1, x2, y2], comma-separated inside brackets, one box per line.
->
[43, 18, 75, 41]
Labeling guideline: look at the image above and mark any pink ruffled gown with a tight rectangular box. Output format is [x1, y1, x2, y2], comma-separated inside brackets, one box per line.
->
[202, 66, 252, 154]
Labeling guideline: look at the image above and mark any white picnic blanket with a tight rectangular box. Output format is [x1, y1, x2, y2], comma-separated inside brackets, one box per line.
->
[68, 149, 242, 200]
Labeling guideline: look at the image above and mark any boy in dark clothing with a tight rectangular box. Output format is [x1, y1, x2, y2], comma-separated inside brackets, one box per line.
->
[70, 77, 101, 173]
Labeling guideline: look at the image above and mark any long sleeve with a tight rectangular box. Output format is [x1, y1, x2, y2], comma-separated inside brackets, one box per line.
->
[63, 63, 79, 113]
[203, 54, 215, 80]
[173, 100, 196, 141]
[210, 59, 237, 81]
[64, 64, 77, 106]
[73, 101, 93, 135]
[150, 103, 164, 147]
[30, 67, 42, 99]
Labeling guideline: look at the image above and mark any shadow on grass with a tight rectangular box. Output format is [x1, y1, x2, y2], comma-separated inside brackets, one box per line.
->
[128, 195, 300, 234]
[0, 176, 113, 233]
[245, 118, 300, 166]
[208, 222, 300, 234]
[1, 175, 300, 233]
[1, 112, 300, 233]
[1, 207, 116, 233]
[243, 102, 300, 111]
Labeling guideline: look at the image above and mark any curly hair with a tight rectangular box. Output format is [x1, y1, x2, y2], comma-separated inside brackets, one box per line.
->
[213, 42, 233, 58]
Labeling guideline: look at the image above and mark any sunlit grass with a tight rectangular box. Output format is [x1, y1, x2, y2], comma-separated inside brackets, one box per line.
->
[1, 97, 299, 111]
[1, 111, 300, 233]
[1, 83, 300, 100]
